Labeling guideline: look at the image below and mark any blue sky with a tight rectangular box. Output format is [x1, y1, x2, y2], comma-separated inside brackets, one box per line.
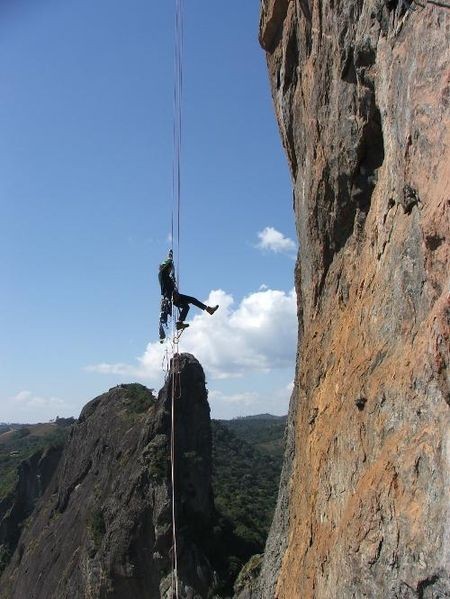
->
[0, 0, 296, 422]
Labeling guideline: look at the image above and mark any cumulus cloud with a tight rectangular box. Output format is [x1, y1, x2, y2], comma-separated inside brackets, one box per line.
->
[0, 391, 74, 423]
[208, 380, 293, 419]
[86, 287, 297, 384]
[208, 390, 258, 407]
[11, 391, 65, 409]
[256, 226, 296, 255]
[283, 380, 294, 396]
[4, 391, 71, 421]
[85, 362, 143, 377]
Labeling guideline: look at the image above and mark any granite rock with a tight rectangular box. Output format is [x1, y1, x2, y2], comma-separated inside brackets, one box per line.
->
[257, 1, 450, 597]
[1, 354, 216, 599]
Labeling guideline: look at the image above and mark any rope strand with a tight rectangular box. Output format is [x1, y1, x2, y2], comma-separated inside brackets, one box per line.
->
[173, 0, 183, 289]
[170, 352, 180, 599]
[170, 1, 183, 597]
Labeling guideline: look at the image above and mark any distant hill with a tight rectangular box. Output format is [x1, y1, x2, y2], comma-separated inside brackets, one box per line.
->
[211, 414, 286, 557]
[232, 413, 286, 421]
[217, 414, 287, 460]
[0, 418, 74, 500]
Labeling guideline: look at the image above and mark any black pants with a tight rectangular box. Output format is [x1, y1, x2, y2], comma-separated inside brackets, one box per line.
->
[173, 292, 207, 322]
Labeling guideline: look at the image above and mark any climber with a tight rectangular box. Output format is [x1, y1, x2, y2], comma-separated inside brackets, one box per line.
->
[158, 249, 219, 338]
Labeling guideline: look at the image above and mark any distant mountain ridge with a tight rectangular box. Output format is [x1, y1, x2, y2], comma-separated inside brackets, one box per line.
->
[229, 413, 286, 421]
[218, 414, 287, 461]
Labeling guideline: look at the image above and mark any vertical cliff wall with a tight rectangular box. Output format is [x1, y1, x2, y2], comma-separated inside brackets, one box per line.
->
[259, 1, 449, 597]
[0, 445, 63, 573]
[1, 354, 216, 599]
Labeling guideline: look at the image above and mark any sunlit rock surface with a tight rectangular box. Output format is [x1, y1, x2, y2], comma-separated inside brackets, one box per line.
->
[257, 1, 449, 597]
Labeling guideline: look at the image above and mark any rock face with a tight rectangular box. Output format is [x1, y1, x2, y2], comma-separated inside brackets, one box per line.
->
[1, 354, 216, 598]
[0, 445, 64, 572]
[258, 1, 449, 597]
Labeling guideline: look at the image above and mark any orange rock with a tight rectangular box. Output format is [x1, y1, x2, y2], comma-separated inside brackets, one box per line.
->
[258, 1, 450, 597]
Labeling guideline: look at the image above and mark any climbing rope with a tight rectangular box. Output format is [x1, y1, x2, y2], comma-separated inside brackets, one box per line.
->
[172, 0, 183, 290]
[169, 332, 182, 599]
[169, 0, 184, 597]
[170, 352, 180, 599]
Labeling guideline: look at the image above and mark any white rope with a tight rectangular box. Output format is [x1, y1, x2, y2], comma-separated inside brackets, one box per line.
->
[170, 350, 180, 599]
[169, 1, 183, 596]
[172, 0, 183, 290]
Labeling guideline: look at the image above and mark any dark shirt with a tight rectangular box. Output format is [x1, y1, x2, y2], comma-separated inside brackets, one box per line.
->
[158, 258, 176, 298]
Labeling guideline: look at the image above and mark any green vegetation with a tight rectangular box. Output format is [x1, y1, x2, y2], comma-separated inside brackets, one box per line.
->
[0, 544, 11, 576]
[209, 416, 286, 595]
[220, 415, 287, 460]
[0, 422, 72, 500]
[211, 417, 285, 555]
[234, 553, 263, 595]
[122, 383, 156, 415]
[88, 508, 106, 549]
[146, 435, 168, 482]
[11, 427, 31, 441]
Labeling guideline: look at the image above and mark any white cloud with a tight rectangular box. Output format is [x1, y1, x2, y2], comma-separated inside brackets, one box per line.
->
[86, 287, 297, 384]
[256, 226, 296, 255]
[9, 391, 67, 415]
[284, 380, 294, 396]
[208, 380, 293, 419]
[85, 362, 143, 377]
[209, 389, 258, 407]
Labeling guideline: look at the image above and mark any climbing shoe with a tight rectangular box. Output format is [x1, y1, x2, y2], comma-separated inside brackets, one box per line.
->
[176, 322, 189, 331]
[206, 305, 219, 315]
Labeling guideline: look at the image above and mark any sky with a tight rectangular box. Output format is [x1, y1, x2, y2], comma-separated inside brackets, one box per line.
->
[0, 0, 296, 423]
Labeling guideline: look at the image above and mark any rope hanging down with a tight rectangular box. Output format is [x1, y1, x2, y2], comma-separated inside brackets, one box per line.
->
[172, 0, 183, 288]
[170, 353, 180, 599]
[170, 1, 183, 597]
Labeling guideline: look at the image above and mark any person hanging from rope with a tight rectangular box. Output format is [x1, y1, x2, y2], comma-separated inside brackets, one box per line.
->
[158, 249, 219, 340]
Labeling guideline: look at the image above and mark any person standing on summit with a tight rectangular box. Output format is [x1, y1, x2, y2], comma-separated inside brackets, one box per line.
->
[158, 249, 219, 335]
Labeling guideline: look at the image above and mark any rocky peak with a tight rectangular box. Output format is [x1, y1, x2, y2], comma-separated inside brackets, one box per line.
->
[1, 353, 216, 598]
